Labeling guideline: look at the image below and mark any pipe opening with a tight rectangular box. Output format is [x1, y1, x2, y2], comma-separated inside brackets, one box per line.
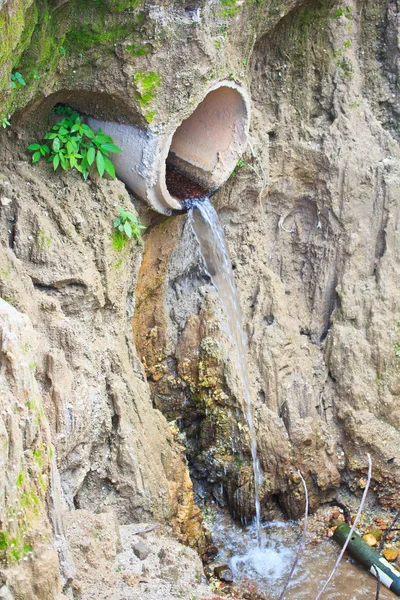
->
[165, 85, 249, 202]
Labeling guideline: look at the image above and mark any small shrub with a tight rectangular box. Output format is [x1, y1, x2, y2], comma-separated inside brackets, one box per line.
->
[27, 105, 121, 180]
[112, 207, 146, 251]
[1, 117, 10, 128]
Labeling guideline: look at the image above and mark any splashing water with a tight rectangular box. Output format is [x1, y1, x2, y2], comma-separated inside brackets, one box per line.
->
[212, 511, 295, 594]
[210, 508, 395, 599]
[188, 197, 263, 542]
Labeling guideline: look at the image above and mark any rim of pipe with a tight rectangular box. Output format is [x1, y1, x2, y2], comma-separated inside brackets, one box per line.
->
[152, 79, 251, 213]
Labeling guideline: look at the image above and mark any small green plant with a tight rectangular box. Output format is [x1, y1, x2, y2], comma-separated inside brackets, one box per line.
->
[1, 117, 11, 128]
[334, 5, 352, 19]
[220, 0, 241, 17]
[59, 46, 66, 56]
[11, 72, 26, 89]
[112, 208, 146, 251]
[337, 57, 352, 78]
[53, 104, 73, 116]
[27, 105, 121, 180]
[231, 158, 246, 176]
[27, 143, 50, 163]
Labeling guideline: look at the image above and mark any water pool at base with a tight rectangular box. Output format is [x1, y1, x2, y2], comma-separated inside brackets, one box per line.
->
[210, 511, 397, 600]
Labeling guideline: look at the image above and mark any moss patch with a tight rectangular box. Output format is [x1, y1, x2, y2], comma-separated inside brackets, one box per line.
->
[133, 71, 161, 106]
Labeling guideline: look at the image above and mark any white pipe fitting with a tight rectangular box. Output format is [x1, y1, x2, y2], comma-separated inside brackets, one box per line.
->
[87, 80, 251, 215]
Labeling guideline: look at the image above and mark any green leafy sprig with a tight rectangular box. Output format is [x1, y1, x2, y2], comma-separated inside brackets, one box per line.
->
[113, 208, 146, 241]
[27, 106, 121, 180]
[11, 72, 26, 89]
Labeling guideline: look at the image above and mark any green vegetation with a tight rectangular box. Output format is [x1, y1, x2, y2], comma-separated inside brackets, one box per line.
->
[1, 0, 148, 125]
[231, 158, 246, 176]
[126, 42, 151, 57]
[1, 117, 10, 128]
[27, 105, 121, 180]
[0, 457, 46, 563]
[133, 71, 161, 123]
[220, 0, 241, 18]
[11, 71, 26, 89]
[133, 71, 160, 106]
[337, 56, 352, 78]
[112, 207, 145, 251]
[334, 6, 353, 19]
[28, 143, 50, 164]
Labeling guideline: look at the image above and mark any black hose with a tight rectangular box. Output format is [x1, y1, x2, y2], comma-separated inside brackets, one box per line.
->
[328, 499, 352, 525]
[371, 564, 381, 600]
[378, 507, 400, 552]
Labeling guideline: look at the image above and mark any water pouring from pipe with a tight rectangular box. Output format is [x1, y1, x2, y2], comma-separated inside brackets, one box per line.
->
[188, 197, 263, 544]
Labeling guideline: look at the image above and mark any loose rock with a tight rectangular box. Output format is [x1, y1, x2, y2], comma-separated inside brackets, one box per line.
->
[383, 548, 399, 562]
[132, 540, 151, 560]
[362, 534, 378, 547]
[214, 564, 234, 583]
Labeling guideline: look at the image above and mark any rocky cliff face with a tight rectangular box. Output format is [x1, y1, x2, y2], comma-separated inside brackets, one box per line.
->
[1, 0, 400, 598]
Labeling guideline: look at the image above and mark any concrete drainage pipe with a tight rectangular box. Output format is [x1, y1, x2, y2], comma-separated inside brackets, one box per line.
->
[87, 80, 250, 215]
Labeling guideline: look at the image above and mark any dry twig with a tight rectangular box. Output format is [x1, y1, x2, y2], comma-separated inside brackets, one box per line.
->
[328, 499, 352, 525]
[133, 524, 160, 535]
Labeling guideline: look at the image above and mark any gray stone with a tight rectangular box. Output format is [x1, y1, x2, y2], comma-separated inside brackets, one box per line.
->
[132, 540, 151, 560]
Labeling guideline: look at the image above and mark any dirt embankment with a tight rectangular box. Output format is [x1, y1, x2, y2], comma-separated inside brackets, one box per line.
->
[1, 0, 400, 598]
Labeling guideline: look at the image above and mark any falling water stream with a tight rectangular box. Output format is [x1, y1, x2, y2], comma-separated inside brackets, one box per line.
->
[186, 197, 397, 600]
[188, 197, 263, 542]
